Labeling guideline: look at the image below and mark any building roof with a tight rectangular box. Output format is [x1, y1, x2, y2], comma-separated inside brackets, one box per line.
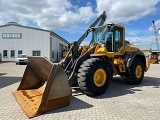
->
[0, 21, 69, 44]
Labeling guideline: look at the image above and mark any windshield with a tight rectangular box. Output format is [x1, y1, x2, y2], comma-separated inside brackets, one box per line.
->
[92, 26, 113, 45]
[18, 54, 27, 58]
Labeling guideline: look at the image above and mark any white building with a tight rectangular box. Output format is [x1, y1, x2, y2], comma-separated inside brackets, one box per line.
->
[0, 22, 69, 62]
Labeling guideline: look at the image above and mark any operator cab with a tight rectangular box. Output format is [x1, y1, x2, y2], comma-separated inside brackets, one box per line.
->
[92, 23, 124, 52]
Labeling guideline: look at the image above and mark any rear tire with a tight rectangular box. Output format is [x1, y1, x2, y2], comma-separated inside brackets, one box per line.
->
[77, 58, 111, 96]
[125, 58, 144, 85]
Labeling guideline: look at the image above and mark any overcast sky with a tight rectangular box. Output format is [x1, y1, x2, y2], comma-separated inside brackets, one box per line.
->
[0, 0, 160, 50]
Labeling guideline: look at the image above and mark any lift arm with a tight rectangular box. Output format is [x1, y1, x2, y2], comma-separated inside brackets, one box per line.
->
[77, 11, 106, 45]
[64, 11, 107, 62]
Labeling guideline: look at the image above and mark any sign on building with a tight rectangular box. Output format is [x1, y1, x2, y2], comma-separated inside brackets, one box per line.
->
[2, 33, 22, 39]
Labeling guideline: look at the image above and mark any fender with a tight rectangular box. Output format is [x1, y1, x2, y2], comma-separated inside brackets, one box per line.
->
[125, 51, 146, 68]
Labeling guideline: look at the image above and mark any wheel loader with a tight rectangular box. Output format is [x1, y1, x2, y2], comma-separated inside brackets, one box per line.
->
[12, 11, 150, 118]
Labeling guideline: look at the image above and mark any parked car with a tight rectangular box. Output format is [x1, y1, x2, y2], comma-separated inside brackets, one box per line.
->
[16, 54, 28, 65]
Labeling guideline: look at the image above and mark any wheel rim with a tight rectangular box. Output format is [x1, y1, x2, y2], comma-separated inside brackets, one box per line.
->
[135, 65, 142, 78]
[93, 68, 107, 87]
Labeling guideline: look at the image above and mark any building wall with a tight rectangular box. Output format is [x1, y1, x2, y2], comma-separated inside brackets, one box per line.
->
[51, 36, 68, 62]
[0, 25, 50, 61]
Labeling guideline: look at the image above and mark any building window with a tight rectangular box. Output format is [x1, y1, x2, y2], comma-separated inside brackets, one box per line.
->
[18, 50, 22, 55]
[33, 51, 41, 56]
[11, 50, 15, 58]
[64, 46, 67, 51]
[3, 50, 7, 57]
[52, 51, 54, 58]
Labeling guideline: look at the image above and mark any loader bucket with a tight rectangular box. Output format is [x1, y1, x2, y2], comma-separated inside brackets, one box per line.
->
[12, 57, 72, 118]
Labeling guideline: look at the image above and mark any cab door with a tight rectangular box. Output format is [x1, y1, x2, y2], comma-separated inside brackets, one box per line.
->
[113, 26, 125, 56]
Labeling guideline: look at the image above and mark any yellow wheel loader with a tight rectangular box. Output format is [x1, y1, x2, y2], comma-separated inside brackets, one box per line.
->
[12, 11, 150, 118]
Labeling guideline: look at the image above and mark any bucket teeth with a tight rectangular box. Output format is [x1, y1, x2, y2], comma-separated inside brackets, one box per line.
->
[12, 56, 72, 118]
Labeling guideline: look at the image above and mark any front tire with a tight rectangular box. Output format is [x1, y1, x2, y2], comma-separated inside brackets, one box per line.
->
[77, 58, 111, 96]
[125, 58, 144, 85]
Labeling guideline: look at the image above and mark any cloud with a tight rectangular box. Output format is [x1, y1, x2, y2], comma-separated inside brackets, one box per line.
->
[126, 35, 160, 50]
[96, 0, 160, 23]
[0, 0, 159, 31]
[0, 0, 160, 48]
[95, 0, 160, 50]
[86, 2, 92, 6]
[37, 6, 95, 30]
[0, 20, 5, 25]
[0, 0, 95, 30]
[127, 32, 137, 36]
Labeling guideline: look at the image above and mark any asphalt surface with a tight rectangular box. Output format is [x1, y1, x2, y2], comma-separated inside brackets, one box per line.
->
[0, 62, 160, 120]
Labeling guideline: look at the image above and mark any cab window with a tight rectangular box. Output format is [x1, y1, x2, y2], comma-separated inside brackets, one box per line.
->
[114, 27, 123, 52]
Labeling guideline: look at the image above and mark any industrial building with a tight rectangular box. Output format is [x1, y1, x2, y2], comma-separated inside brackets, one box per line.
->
[0, 21, 69, 62]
